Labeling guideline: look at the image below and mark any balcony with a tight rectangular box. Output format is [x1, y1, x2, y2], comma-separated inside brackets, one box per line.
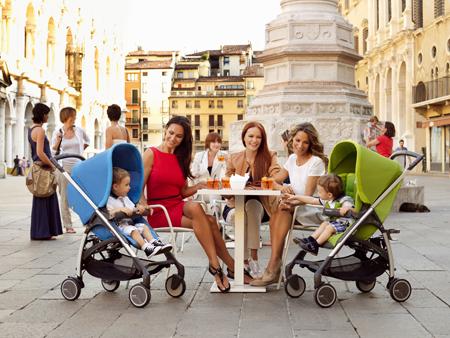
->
[412, 76, 450, 108]
[170, 90, 245, 98]
[126, 117, 140, 125]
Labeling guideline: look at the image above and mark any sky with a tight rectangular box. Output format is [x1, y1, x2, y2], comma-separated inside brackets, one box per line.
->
[117, 0, 282, 53]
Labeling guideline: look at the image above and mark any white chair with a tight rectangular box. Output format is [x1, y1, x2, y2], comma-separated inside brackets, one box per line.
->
[276, 205, 321, 290]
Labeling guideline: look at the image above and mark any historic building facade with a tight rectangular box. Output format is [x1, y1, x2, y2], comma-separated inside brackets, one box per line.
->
[169, 45, 264, 150]
[0, 0, 124, 172]
[340, 0, 450, 172]
[125, 50, 179, 150]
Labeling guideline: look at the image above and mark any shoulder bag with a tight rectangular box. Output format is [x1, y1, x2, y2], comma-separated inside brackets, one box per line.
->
[26, 161, 57, 198]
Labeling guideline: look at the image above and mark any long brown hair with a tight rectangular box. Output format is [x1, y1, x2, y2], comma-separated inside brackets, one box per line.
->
[241, 121, 272, 182]
[165, 116, 193, 179]
[290, 122, 328, 167]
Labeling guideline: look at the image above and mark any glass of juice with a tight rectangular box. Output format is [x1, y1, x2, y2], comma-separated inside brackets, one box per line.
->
[267, 177, 274, 190]
[221, 177, 230, 189]
[207, 178, 214, 189]
[261, 176, 268, 189]
[213, 178, 220, 189]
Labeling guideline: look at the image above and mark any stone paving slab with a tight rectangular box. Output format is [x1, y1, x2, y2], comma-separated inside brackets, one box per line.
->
[0, 175, 450, 337]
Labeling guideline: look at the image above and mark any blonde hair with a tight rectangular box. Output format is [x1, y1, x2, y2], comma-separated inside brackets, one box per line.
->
[60, 106, 77, 123]
[112, 167, 130, 185]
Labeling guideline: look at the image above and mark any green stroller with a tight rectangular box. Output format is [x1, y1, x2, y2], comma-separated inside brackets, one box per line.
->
[284, 140, 424, 308]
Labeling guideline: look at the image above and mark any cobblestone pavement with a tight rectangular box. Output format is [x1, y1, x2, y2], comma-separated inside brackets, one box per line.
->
[0, 175, 449, 338]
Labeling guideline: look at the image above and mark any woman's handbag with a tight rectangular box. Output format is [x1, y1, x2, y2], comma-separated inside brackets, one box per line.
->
[26, 161, 57, 198]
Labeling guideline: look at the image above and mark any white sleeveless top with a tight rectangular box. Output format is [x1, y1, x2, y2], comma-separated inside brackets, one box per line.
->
[112, 139, 127, 145]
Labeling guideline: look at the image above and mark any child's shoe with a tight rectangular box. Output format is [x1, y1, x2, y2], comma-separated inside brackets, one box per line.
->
[293, 236, 310, 245]
[144, 243, 161, 258]
[248, 258, 263, 279]
[299, 236, 319, 256]
[154, 239, 173, 254]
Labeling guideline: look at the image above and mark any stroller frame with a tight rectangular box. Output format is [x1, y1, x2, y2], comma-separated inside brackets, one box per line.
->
[284, 149, 424, 308]
[53, 151, 186, 308]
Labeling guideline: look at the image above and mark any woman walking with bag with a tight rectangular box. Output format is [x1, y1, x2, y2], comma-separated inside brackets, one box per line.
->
[51, 107, 90, 233]
[29, 103, 63, 240]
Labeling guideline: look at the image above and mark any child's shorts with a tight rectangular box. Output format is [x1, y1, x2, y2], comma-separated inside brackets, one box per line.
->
[329, 220, 349, 233]
[119, 222, 147, 236]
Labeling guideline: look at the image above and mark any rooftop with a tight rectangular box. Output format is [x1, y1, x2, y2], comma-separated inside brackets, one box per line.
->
[125, 60, 173, 70]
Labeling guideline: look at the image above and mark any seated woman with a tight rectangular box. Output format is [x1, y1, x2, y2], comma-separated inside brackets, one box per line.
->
[251, 122, 327, 286]
[191, 132, 227, 212]
[140, 116, 248, 292]
[226, 121, 280, 278]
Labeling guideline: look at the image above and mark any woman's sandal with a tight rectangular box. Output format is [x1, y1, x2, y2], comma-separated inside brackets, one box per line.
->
[208, 265, 231, 293]
[226, 267, 253, 282]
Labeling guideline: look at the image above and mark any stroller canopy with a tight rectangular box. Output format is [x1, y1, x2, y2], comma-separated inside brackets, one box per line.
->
[68, 143, 144, 224]
[328, 141, 402, 221]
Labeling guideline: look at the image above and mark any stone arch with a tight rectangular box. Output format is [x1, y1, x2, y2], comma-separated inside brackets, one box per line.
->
[415, 81, 426, 102]
[397, 62, 406, 138]
[47, 17, 56, 69]
[385, 68, 392, 122]
[65, 27, 75, 84]
[47, 102, 57, 139]
[25, 3, 36, 60]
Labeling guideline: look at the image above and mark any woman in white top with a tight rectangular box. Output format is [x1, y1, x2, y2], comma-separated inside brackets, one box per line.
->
[251, 122, 327, 287]
[105, 104, 129, 149]
[191, 132, 227, 207]
[51, 107, 90, 233]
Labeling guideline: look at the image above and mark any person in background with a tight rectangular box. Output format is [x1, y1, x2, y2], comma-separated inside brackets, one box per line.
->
[363, 116, 382, 151]
[11, 155, 20, 176]
[394, 139, 409, 168]
[20, 156, 27, 176]
[366, 121, 396, 158]
[51, 107, 90, 233]
[28, 103, 63, 240]
[105, 104, 129, 149]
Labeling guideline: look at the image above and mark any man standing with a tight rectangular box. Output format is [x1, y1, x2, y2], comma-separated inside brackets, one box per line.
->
[11, 155, 20, 176]
[394, 139, 409, 168]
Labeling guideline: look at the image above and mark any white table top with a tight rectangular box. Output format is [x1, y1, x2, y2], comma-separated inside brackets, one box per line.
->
[197, 188, 280, 196]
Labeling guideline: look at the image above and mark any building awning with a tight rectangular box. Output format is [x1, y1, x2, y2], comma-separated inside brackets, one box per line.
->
[417, 116, 450, 128]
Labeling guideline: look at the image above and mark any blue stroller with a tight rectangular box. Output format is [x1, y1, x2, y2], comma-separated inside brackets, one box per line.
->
[52, 144, 185, 308]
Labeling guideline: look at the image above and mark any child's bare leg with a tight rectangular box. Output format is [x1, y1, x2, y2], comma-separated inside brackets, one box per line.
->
[311, 222, 328, 240]
[316, 224, 336, 245]
[141, 226, 155, 243]
[130, 230, 146, 249]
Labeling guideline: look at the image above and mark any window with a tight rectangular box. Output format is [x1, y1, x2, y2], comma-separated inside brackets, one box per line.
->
[224, 56, 230, 65]
[142, 82, 147, 94]
[209, 115, 215, 127]
[186, 115, 191, 124]
[142, 72, 148, 76]
[171, 100, 178, 109]
[237, 100, 244, 108]
[143, 117, 148, 129]
[143, 134, 148, 142]
[434, 0, 444, 18]
[402, 0, 406, 12]
[413, 0, 423, 29]
[131, 89, 139, 104]
[217, 115, 223, 127]
[186, 100, 192, 109]
[194, 100, 200, 108]
[418, 52, 423, 65]
[218, 129, 223, 137]
[224, 70, 230, 76]
[195, 130, 200, 141]
[209, 129, 214, 134]
[247, 81, 254, 89]
[177, 71, 184, 79]
[217, 100, 223, 108]
[237, 114, 243, 121]
[247, 95, 254, 106]
[161, 83, 167, 93]
[208, 100, 215, 108]
[354, 33, 359, 53]
[132, 129, 138, 138]
[431, 46, 437, 59]
[448, 39, 450, 52]
[127, 73, 138, 81]
[194, 115, 200, 127]
[132, 110, 138, 121]
[376, 0, 380, 29]
[162, 71, 167, 76]
[387, 0, 392, 22]
[142, 100, 147, 108]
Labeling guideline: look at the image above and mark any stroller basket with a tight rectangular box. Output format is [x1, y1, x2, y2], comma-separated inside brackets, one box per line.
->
[84, 255, 141, 281]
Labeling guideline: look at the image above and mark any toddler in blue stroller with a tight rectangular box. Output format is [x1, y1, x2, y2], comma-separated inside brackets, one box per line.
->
[54, 143, 185, 308]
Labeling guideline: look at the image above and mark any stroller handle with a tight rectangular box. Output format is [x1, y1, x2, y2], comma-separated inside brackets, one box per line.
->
[51, 153, 86, 172]
[389, 150, 424, 171]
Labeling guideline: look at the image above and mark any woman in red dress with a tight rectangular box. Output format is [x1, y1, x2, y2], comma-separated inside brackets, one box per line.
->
[140, 116, 240, 292]
[366, 121, 396, 158]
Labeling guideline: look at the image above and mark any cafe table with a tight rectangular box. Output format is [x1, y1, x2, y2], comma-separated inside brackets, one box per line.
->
[197, 188, 280, 292]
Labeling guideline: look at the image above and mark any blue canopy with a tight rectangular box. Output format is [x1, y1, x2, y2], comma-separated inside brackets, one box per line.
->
[67, 143, 144, 225]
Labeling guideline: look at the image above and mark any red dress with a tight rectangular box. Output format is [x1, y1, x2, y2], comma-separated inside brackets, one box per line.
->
[376, 135, 393, 158]
[146, 147, 186, 228]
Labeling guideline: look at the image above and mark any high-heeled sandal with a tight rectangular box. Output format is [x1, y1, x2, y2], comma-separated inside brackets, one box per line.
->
[226, 267, 253, 281]
[208, 265, 231, 293]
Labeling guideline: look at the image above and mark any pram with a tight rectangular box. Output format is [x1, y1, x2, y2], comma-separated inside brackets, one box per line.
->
[52, 143, 186, 308]
[284, 140, 424, 308]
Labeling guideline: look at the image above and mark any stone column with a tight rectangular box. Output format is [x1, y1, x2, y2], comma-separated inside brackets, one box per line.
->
[14, 96, 27, 157]
[5, 117, 14, 167]
[0, 100, 5, 164]
[368, 0, 376, 50]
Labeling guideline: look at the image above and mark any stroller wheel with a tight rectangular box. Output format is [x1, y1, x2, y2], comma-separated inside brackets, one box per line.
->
[129, 283, 151, 308]
[61, 277, 82, 301]
[165, 274, 186, 298]
[356, 280, 376, 293]
[314, 283, 337, 308]
[101, 280, 120, 292]
[389, 278, 412, 302]
[284, 274, 306, 298]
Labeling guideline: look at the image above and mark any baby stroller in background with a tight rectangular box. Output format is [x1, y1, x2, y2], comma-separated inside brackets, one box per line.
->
[52, 143, 186, 308]
[284, 140, 424, 308]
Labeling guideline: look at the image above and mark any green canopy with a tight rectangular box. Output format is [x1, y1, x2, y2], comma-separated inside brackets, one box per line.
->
[328, 140, 403, 222]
